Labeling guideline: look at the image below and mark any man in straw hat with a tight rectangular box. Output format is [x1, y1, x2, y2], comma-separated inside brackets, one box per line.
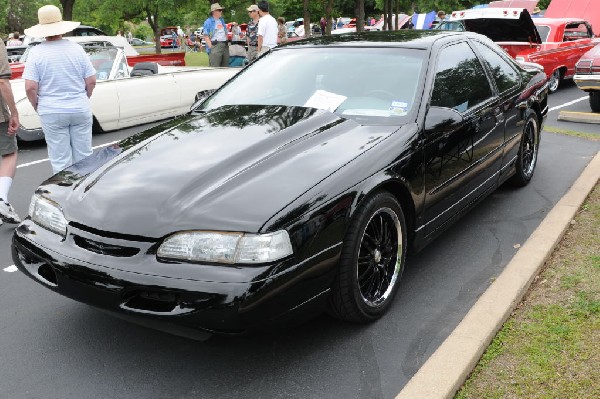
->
[202, 3, 229, 67]
[0, 35, 20, 226]
[23, 5, 97, 174]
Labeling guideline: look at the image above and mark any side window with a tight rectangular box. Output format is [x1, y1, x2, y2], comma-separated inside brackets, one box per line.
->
[472, 41, 521, 94]
[563, 22, 592, 41]
[430, 42, 493, 113]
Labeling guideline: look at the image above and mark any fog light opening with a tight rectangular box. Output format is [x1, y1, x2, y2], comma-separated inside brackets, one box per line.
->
[37, 264, 58, 287]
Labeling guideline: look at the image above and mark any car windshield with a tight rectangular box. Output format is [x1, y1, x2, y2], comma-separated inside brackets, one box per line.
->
[86, 47, 118, 80]
[535, 25, 550, 42]
[20, 43, 118, 82]
[200, 47, 426, 125]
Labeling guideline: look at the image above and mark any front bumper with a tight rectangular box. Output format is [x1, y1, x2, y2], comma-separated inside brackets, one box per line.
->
[12, 220, 337, 334]
[16, 125, 44, 141]
[573, 74, 600, 91]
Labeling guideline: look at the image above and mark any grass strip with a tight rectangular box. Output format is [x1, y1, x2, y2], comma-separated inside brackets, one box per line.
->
[455, 184, 600, 399]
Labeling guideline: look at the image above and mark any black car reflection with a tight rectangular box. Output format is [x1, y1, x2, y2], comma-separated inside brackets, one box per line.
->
[12, 31, 548, 336]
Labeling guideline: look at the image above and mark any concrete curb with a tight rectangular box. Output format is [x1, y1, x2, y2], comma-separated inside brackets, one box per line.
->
[396, 151, 600, 399]
[558, 111, 600, 124]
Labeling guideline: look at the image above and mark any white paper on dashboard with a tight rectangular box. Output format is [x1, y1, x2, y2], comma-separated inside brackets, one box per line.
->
[304, 90, 347, 112]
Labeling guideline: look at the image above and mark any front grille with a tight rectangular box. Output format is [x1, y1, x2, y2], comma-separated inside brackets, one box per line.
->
[73, 235, 140, 257]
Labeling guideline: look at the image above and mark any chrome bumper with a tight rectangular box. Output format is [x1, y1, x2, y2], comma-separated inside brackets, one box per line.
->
[573, 74, 600, 91]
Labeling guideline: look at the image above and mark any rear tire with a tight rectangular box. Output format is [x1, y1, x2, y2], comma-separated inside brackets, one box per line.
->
[328, 191, 407, 323]
[590, 92, 600, 113]
[510, 110, 539, 187]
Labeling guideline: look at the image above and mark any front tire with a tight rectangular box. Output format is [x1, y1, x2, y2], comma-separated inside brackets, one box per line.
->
[329, 191, 407, 323]
[548, 69, 562, 93]
[590, 92, 600, 113]
[510, 110, 540, 186]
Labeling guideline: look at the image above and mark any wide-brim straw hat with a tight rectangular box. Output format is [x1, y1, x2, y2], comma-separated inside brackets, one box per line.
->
[24, 5, 80, 37]
[211, 3, 225, 13]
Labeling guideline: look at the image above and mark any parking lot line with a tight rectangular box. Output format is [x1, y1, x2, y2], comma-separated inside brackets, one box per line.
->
[17, 140, 119, 169]
[3, 265, 18, 273]
[549, 95, 588, 112]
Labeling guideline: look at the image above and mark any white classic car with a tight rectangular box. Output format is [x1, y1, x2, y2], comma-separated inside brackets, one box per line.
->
[11, 44, 238, 141]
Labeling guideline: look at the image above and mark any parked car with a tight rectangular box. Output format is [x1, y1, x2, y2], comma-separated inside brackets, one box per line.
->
[10, 36, 186, 79]
[12, 31, 548, 336]
[11, 44, 237, 141]
[573, 45, 600, 112]
[129, 37, 153, 46]
[439, 7, 600, 92]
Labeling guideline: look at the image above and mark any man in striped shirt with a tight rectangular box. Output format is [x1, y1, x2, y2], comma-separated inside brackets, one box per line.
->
[23, 5, 96, 174]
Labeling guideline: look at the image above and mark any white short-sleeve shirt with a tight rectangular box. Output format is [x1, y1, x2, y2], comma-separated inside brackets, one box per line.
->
[22, 39, 96, 116]
[258, 14, 278, 49]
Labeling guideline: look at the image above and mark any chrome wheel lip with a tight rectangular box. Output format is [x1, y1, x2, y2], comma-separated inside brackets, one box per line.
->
[548, 69, 560, 92]
[521, 118, 538, 177]
[356, 207, 402, 308]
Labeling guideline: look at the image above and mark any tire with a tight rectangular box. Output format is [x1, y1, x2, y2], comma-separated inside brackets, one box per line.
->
[548, 69, 561, 93]
[92, 116, 103, 134]
[510, 110, 540, 187]
[328, 191, 407, 323]
[590, 92, 600, 113]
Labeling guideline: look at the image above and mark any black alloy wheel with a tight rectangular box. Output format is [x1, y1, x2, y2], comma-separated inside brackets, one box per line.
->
[329, 191, 407, 323]
[510, 110, 539, 186]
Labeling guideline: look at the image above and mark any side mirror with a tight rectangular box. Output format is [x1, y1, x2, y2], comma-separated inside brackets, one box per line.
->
[424, 106, 464, 134]
[190, 89, 216, 111]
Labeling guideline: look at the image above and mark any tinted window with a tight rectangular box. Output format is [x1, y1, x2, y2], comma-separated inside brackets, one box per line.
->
[472, 41, 521, 94]
[430, 42, 493, 113]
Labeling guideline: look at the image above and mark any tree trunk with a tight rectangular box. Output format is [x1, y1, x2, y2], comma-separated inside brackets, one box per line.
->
[303, 0, 310, 37]
[60, 0, 76, 21]
[325, 0, 334, 35]
[355, 0, 364, 33]
[146, 5, 161, 54]
[383, 0, 388, 30]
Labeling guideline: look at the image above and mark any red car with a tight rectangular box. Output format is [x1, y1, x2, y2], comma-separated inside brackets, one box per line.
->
[226, 23, 248, 42]
[443, 8, 599, 92]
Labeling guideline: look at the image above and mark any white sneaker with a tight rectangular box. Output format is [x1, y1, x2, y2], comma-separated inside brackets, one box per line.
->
[0, 199, 21, 224]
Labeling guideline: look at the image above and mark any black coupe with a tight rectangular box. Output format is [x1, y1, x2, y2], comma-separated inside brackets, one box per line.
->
[12, 31, 548, 336]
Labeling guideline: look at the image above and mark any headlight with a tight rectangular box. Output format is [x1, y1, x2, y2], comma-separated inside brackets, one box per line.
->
[29, 194, 68, 237]
[157, 230, 293, 264]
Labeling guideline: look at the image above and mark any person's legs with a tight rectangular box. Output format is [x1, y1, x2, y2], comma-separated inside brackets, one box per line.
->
[209, 43, 224, 67]
[69, 111, 93, 165]
[0, 122, 20, 223]
[40, 113, 73, 174]
[221, 44, 230, 67]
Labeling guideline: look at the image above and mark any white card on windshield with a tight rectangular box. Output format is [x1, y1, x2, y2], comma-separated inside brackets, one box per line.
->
[304, 90, 348, 112]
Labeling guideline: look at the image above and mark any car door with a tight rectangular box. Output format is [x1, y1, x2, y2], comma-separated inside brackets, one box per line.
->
[115, 62, 179, 129]
[422, 40, 504, 236]
[470, 40, 526, 177]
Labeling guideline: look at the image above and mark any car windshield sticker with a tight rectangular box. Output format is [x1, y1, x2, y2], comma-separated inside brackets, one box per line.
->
[304, 90, 348, 112]
[389, 100, 409, 115]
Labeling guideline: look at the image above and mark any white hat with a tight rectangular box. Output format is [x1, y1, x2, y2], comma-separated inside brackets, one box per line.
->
[211, 3, 224, 13]
[24, 5, 80, 37]
[247, 5, 260, 12]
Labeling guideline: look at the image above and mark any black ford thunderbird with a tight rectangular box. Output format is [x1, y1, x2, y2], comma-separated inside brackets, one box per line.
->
[12, 31, 548, 336]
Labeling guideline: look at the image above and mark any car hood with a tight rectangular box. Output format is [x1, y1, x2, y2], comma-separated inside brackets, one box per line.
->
[51, 105, 398, 237]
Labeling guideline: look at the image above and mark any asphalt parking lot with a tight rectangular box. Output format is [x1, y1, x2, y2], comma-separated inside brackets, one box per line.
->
[0, 82, 598, 399]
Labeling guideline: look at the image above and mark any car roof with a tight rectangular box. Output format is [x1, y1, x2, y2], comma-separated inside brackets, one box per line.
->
[281, 30, 482, 49]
